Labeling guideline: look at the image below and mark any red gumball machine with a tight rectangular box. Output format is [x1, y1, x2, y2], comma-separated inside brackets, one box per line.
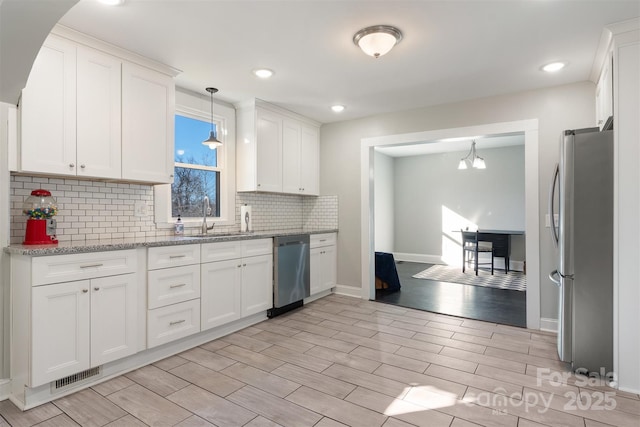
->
[23, 189, 58, 245]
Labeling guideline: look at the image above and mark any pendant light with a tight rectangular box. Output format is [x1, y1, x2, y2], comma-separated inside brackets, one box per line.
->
[202, 87, 222, 149]
[458, 140, 486, 170]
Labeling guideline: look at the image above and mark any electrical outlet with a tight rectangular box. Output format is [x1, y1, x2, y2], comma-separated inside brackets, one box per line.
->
[134, 201, 147, 217]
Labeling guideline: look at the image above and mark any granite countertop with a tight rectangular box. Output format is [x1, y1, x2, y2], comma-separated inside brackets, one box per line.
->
[4, 229, 338, 256]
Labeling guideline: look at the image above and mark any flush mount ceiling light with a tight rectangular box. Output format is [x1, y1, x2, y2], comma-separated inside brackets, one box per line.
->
[331, 105, 345, 113]
[353, 25, 403, 58]
[542, 62, 567, 72]
[202, 87, 222, 150]
[253, 68, 274, 79]
[458, 140, 486, 170]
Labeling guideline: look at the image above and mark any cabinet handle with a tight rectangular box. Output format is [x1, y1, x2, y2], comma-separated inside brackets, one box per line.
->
[170, 283, 187, 289]
[169, 319, 186, 326]
[80, 164, 86, 169]
[94, 287, 100, 291]
[257, 183, 261, 187]
[237, 264, 242, 268]
[82, 289, 88, 293]
[80, 263, 103, 269]
[319, 239, 327, 242]
[169, 255, 186, 259]
[243, 263, 247, 267]
[170, 174, 174, 178]
[69, 163, 75, 168]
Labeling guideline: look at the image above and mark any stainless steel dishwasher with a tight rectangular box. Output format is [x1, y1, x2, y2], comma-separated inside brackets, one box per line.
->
[268, 234, 310, 318]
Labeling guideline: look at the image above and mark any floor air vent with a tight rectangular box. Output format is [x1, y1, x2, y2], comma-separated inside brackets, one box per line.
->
[52, 367, 101, 392]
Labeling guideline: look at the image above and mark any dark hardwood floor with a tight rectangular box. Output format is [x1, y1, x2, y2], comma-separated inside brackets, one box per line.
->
[375, 261, 527, 327]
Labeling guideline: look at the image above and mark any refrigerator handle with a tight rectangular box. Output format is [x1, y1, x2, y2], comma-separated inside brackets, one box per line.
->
[549, 269, 561, 287]
[548, 163, 560, 247]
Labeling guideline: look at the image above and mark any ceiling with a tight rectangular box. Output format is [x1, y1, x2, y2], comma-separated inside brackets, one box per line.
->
[375, 133, 524, 157]
[57, 0, 639, 124]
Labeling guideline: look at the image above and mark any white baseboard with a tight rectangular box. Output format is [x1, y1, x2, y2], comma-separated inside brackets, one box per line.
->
[333, 284, 363, 299]
[0, 379, 11, 401]
[392, 253, 442, 264]
[540, 317, 558, 333]
[392, 252, 525, 272]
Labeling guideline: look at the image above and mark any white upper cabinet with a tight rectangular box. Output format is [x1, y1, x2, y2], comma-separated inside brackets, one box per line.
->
[595, 51, 613, 130]
[20, 35, 77, 176]
[121, 62, 175, 183]
[236, 99, 320, 196]
[18, 26, 177, 184]
[76, 45, 122, 179]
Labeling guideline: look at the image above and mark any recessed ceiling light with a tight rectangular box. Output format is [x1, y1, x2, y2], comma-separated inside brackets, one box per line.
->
[253, 68, 274, 79]
[542, 62, 567, 72]
[97, 0, 125, 5]
[331, 105, 345, 113]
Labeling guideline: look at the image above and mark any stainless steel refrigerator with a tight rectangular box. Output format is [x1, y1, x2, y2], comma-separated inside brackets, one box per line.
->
[549, 127, 613, 376]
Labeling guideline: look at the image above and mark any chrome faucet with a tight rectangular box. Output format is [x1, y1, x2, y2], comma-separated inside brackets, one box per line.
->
[201, 196, 215, 234]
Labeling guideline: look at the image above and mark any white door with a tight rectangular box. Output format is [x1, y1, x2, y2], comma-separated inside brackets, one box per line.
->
[282, 119, 301, 194]
[255, 109, 282, 192]
[241, 254, 273, 317]
[76, 45, 122, 179]
[201, 259, 242, 330]
[21, 35, 77, 176]
[90, 273, 137, 366]
[300, 125, 319, 195]
[122, 62, 174, 183]
[31, 281, 90, 387]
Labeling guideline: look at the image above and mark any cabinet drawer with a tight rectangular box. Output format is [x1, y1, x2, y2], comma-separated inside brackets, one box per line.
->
[241, 238, 272, 257]
[148, 244, 200, 270]
[148, 264, 200, 309]
[32, 250, 137, 286]
[310, 233, 336, 248]
[147, 299, 200, 348]
[201, 241, 242, 263]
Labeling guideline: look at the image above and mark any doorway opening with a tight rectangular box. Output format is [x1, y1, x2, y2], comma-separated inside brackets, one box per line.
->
[360, 120, 541, 329]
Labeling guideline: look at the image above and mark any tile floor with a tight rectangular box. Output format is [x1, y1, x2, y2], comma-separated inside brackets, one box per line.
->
[0, 294, 638, 427]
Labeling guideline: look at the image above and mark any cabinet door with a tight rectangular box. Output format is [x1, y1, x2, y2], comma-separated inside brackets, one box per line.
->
[255, 109, 282, 192]
[21, 35, 77, 176]
[201, 259, 242, 330]
[320, 245, 337, 292]
[31, 280, 90, 387]
[122, 62, 175, 183]
[90, 274, 137, 366]
[309, 247, 323, 296]
[241, 254, 273, 317]
[76, 45, 122, 179]
[300, 125, 319, 195]
[282, 119, 301, 194]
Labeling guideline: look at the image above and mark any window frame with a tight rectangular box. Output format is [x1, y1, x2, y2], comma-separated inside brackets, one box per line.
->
[154, 101, 236, 229]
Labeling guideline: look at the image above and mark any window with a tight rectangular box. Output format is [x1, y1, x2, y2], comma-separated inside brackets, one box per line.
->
[154, 96, 235, 229]
[173, 114, 221, 217]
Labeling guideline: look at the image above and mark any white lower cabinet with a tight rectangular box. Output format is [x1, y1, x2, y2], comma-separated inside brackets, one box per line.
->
[201, 239, 273, 331]
[147, 244, 201, 348]
[310, 233, 337, 296]
[31, 273, 137, 387]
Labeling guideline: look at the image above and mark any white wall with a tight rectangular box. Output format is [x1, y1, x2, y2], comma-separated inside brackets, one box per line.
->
[320, 81, 595, 321]
[373, 151, 394, 253]
[392, 145, 525, 263]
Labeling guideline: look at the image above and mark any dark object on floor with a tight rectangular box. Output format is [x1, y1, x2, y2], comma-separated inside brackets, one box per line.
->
[374, 252, 401, 292]
[376, 261, 526, 327]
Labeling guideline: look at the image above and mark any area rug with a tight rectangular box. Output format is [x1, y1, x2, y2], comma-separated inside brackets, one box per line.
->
[412, 264, 526, 291]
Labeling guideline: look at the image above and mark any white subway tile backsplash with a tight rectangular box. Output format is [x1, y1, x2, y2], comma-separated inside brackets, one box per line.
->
[9, 175, 338, 244]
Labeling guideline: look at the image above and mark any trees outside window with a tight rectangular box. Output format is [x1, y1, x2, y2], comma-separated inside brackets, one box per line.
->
[172, 114, 222, 218]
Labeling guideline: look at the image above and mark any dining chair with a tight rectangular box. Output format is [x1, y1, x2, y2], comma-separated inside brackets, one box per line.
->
[461, 230, 494, 275]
